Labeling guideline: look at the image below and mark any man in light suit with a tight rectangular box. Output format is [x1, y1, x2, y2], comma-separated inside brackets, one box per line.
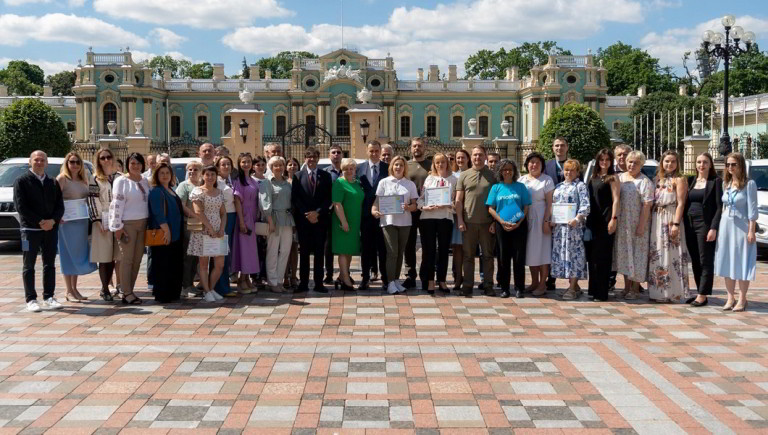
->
[292, 146, 333, 293]
[357, 140, 389, 290]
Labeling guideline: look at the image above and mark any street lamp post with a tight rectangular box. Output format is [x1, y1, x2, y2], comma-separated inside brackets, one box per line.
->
[360, 119, 370, 144]
[702, 14, 755, 156]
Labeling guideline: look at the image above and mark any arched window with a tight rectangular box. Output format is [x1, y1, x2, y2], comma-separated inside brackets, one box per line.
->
[102, 103, 117, 134]
[170, 116, 181, 137]
[223, 115, 231, 136]
[197, 115, 208, 138]
[452, 115, 463, 137]
[400, 116, 411, 137]
[276, 115, 287, 135]
[478, 115, 489, 137]
[426, 116, 437, 137]
[336, 107, 350, 136]
[306, 115, 316, 137]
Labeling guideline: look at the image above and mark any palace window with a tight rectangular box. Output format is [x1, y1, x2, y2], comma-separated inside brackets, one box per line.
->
[336, 107, 350, 136]
[171, 115, 181, 137]
[102, 103, 117, 134]
[306, 115, 316, 137]
[66, 121, 76, 132]
[478, 115, 489, 137]
[426, 115, 437, 137]
[400, 116, 411, 137]
[223, 115, 231, 136]
[452, 115, 463, 137]
[276, 115, 287, 135]
[197, 115, 208, 138]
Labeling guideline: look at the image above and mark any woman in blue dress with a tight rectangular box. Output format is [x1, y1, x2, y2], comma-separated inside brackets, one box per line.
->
[549, 159, 590, 300]
[714, 152, 757, 312]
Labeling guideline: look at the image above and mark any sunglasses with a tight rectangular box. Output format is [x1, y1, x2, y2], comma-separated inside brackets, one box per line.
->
[725, 163, 739, 168]
[68, 160, 82, 165]
[99, 155, 113, 161]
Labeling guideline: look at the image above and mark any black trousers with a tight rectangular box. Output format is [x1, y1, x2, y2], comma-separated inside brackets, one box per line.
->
[495, 220, 528, 291]
[298, 221, 328, 285]
[324, 221, 334, 279]
[685, 212, 715, 296]
[419, 218, 453, 286]
[21, 229, 58, 303]
[586, 231, 614, 300]
[404, 210, 422, 281]
[150, 237, 184, 303]
[361, 216, 387, 283]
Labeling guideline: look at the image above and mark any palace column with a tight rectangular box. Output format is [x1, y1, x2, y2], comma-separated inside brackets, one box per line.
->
[143, 98, 153, 138]
[76, 98, 84, 140]
[121, 99, 128, 134]
[531, 98, 540, 141]
[388, 105, 396, 140]
[128, 98, 136, 130]
[325, 105, 332, 132]
[82, 99, 90, 141]
[317, 105, 325, 128]
[291, 105, 298, 125]
[90, 99, 98, 135]
[297, 104, 304, 124]
[381, 106, 388, 137]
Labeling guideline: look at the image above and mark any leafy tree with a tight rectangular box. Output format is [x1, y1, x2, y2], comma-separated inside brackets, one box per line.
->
[46, 70, 76, 96]
[757, 132, 768, 159]
[536, 104, 611, 163]
[698, 44, 768, 97]
[464, 41, 571, 79]
[0, 98, 70, 159]
[256, 51, 317, 79]
[0, 60, 46, 95]
[147, 55, 192, 78]
[595, 42, 678, 95]
[241, 56, 250, 79]
[185, 62, 213, 79]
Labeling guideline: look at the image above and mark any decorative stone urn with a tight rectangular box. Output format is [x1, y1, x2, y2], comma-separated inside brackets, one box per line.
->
[133, 117, 144, 135]
[692, 119, 703, 136]
[356, 87, 372, 104]
[500, 119, 510, 137]
[239, 89, 254, 104]
[468, 118, 478, 136]
[107, 120, 117, 136]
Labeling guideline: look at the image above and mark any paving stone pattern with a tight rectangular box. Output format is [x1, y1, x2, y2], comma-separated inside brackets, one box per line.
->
[0, 251, 766, 433]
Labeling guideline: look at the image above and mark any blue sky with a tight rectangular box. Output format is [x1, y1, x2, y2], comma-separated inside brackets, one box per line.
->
[0, 0, 766, 79]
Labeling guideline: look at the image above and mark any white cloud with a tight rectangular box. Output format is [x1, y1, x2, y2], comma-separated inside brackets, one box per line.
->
[0, 57, 76, 76]
[641, 15, 768, 69]
[222, 0, 646, 78]
[148, 28, 187, 49]
[3, 0, 51, 5]
[93, 0, 294, 29]
[68, 0, 86, 6]
[0, 13, 149, 48]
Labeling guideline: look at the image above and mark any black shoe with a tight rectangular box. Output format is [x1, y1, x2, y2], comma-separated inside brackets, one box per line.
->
[100, 289, 114, 302]
[427, 290, 435, 295]
[691, 297, 708, 307]
[358, 279, 370, 290]
[685, 296, 696, 304]
[314, 284, 329, 293]
[515, 289, 524, 298]
[461, 289, 473, 298]
[295, 283, 309, 293]
[402, 278, 416, 289]
[546, 279, 556, 291]
[338, 281, 354, 291]
[323, 276, 333, 285]
[500, 290, 511, 298]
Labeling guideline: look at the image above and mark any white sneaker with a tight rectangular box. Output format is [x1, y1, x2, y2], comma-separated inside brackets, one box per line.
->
[395, 280, 406, 293]
[203, 292, 217, 302]
[44, 297, 62, 309]
[26, 300, 41, 312]
[211, 291, 224, 301]
[387, 281, 399, 295]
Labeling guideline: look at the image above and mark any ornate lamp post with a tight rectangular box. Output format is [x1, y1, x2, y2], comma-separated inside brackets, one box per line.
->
[239, 119, 249, 143]
[359, 119, 370, 144]
[702, 15, 755, 156]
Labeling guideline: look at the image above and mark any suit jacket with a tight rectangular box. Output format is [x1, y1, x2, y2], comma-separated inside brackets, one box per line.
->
[292, 167, 332, 227]
[356, 160, 389, 219]
[544, 159, 565, 185]
[13, 171, 65, 230]
[685, 175, 723, 231]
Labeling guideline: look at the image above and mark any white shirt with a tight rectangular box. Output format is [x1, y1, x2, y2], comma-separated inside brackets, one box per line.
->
[418, 174, 457, 221]
[218, 176, 236, 213]
[375, 176, 419, 227]
[368, 160, 381, 182]
[109, 176, 149, 230]
[28, 168, 46, 185]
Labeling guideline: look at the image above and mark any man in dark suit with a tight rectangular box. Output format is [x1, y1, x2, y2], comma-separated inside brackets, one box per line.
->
[323, 144, 344, 284]
[357, 140, 389, 290]
[542, 136, 569, 291]
[292, 146, 332, 293]
[14, 150, 65, 312]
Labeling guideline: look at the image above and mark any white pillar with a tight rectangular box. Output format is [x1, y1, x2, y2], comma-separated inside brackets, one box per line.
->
[143, 99, 152, 138]
[532, 100, 540, 140]
[90, 100, 98, 135]
[128, 100, 136, 131]
[298, 105, 304, 124]
[318, 105, 325, 128]
[381, 106, 388, 137]
[121, 100, 128, 134]
[291, 105, 298, 125]
[76, 99, 84, 140]
[389, 106, 395, 140]
[83, 100, 90, 141]
[325, 105, 332, 131]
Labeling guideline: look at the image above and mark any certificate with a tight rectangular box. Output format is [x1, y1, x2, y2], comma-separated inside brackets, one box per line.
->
[202, 234, 229, 256]
[63, 199, 89, 221]
[552, 203, 577, 224]
[379, 195, 404, 215]
[425, 186, 452, 207]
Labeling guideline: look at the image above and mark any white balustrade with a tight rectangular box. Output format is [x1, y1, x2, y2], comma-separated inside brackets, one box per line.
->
[473, 82, 496, 91]
[366, 59, 388, 68]
[300, 59, 322, 69]
[555, 55, 588, 67]
[92, 53, 128, 65]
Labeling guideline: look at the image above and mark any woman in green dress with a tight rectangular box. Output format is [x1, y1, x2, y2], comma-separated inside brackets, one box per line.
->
[332, 158, 364, 291]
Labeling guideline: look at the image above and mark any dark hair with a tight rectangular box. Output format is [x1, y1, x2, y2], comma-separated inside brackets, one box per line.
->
[553, 136, 568, 145]
[367, 140, 381, 148]
[697, 152, 718, 179]
[488, 152, 501, 159]
[496, 159, 519, 182]
[453, 149, 470, 172]
[472, 145, 487, 155]
[215, 155, 234, 174]
[236, 152, 253, 186]
[150, 162, 177, 188]
[524, 152, 546, 170]
[126, 152, 145, 173]
[286, 157, 301, 179]
[116, 158, 124, 171]
[329, 144, 343, 153]
[304, 146, 319, 159]
[201, 165, 219, 188]
[656, 150, 681, 181]
[253, 155, 266, 165]
[591, 148, 616, 180]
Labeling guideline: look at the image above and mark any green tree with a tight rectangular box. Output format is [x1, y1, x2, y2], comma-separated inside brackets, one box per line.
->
[536, 104, 612, 163]
[464, 41, 571, 79]
[185, 62, 213, 79]
[46, 70, 76, 96]
[595, 42, 678, 95]
[147, 55, 192, 78]
[241, 56, 250, 79]
[698, 44, 768, 97]
[0, 60, 46, 95]
[0, 98, 70, 159]
[256, 51, 317, 79]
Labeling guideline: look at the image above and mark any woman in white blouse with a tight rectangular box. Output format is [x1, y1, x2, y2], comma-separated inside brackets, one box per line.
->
[372, 155, 419, 295]
[109, 152, 150, 305]
[417, 153, 456, 294]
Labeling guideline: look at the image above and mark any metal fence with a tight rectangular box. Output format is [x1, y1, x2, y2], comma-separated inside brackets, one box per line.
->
[71, 141, 130, 167]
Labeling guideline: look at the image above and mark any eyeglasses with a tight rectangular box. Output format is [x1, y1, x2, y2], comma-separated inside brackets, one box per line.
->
[725, 163, 739, 168]
[99, 155, 113, 161]
[68, 160, 81, 165]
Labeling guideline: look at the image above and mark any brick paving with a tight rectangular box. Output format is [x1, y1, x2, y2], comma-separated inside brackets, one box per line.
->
[0, 241, 766, 434]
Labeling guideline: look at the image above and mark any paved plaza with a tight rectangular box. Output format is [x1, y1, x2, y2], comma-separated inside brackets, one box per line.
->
[0, 242, 766, 434]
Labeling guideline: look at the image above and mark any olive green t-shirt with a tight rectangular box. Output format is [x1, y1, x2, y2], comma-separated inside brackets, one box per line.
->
[407, 158, 431, 192]
[456, 166, 496, 224]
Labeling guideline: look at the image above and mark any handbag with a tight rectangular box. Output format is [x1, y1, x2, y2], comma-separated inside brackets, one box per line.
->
[583, 228, 593, 241]
[145, 192, 170, 247]
[252, 221, 270, 236]
[185, 197, 204, 232]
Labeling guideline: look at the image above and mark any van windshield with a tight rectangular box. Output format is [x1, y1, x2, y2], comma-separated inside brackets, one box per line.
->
[0, 163, 62, 187]
[750, 165, 768, 191]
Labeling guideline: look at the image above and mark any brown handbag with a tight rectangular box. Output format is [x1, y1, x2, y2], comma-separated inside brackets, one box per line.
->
[145, 192, 169, 246]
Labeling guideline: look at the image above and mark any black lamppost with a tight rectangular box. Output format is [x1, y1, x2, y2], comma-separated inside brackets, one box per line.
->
[239, 119, 249, 143]
[702, 15, 755, 156]
[360, 119, 370, 144]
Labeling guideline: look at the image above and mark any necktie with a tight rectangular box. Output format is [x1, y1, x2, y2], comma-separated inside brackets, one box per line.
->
[372, 164, 378, 182]
[309, 171, 315, 194]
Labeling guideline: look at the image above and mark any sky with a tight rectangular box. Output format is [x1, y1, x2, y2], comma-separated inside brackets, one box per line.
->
[0, 0, 766, 80]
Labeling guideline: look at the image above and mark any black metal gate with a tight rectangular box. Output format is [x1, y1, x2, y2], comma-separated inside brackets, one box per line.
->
[278, 124, 342, 159]
[166, 132, 203, 157]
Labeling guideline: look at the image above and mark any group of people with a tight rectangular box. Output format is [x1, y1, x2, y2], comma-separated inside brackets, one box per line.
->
[15, 135, 757, 313]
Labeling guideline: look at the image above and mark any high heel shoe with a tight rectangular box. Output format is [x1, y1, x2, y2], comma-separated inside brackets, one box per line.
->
[732, 300, 748, 312]
[723, 299, 736, 311]
[100, 289, 114, 302]
[691, 297, 708, 307]
[337, 279, 354, 291]
[66, 291, 86, 303]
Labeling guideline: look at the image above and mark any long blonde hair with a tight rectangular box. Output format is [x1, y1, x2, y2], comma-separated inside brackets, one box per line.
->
[93, 149, 113, 182]
[656, 150, 681, 182]
[59, 151, 87, 184]
[724, 152, 748, 190]
[430, 153, 449, 176]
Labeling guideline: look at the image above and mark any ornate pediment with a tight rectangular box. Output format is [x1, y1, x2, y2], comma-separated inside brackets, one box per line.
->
[323, 65, 363, 84]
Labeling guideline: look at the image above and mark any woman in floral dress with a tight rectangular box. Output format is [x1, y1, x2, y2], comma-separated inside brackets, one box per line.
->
[648, 151, 691, 302]
[549, 159, 590, 300]
[614, 151, 654, 300]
